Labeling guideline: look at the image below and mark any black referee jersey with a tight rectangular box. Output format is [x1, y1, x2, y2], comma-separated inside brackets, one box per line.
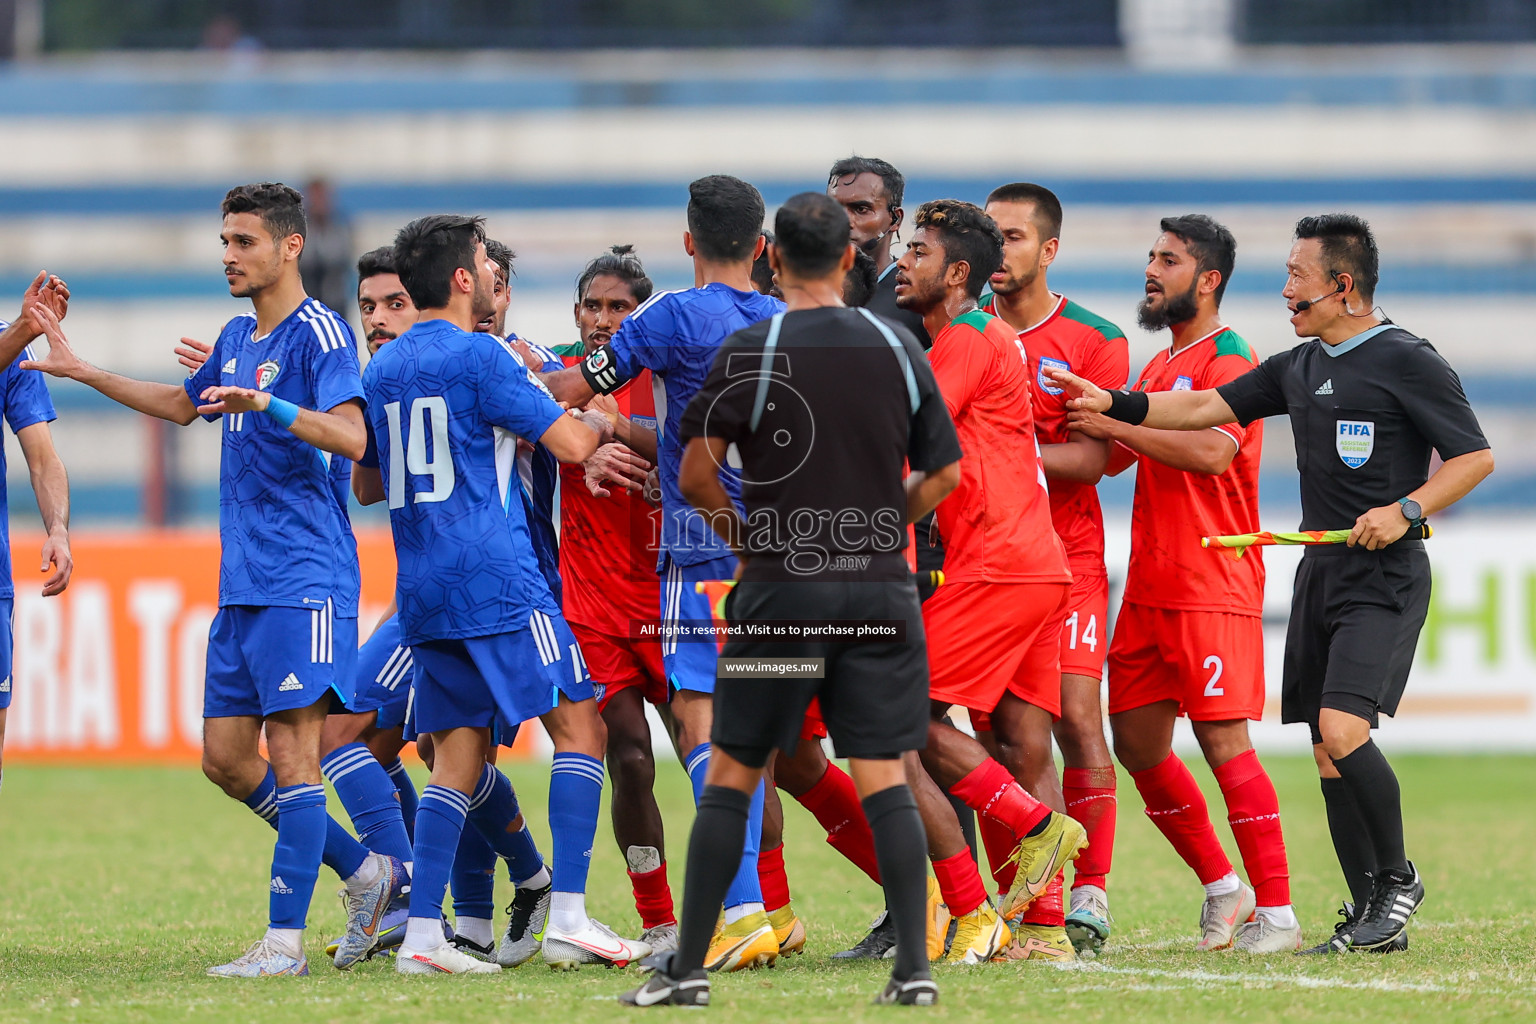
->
[1215, 322, 1489, 730]
[1217, 323, 1488, 532]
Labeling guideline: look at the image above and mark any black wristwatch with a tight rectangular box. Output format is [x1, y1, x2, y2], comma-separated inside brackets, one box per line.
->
[1397, 498, 1424, 525]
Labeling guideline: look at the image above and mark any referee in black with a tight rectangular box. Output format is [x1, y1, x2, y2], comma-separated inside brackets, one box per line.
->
[620, 192, 962, 1007]
[1048, 213, 1494, 955]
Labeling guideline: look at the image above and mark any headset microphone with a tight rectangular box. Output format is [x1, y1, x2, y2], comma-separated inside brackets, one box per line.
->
[1294, 281, 1345, 313]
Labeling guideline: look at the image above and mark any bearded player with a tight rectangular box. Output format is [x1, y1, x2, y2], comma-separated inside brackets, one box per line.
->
[893, 199, 1087, 963]
[979, 183, 1126, 954]
[1066, 215, 1299, 953]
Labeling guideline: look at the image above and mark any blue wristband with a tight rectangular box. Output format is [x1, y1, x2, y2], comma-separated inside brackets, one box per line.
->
[265, 397, 299, 429]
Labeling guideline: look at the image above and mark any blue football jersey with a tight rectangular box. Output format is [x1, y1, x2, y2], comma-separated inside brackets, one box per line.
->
[0, 329, 57, 600]
[605, 283, 783, 569]
[182, 298, 364, 615]
[362, 318, 565, 644]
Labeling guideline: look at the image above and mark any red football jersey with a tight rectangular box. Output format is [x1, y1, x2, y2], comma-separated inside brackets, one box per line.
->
[927, 310, 1071, 586]
[982, 293, 1128, 575]
[558, 363, 663, 636]
[1121, 327, 1265, 616]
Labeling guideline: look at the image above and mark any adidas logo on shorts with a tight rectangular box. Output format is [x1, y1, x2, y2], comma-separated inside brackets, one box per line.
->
[1314, 378, 1334, 395]
[277, 673, 303, 692]
[0, 676, 9, 693]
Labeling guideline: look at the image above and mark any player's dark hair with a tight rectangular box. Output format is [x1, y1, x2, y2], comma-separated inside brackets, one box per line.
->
[844, 246, 878, 308]
[828, 156, 905, 212]
[774, 192, 852, 278]
[577, 243, 654, 305]
[1295, 213, 1378, 303]
[750, 230, 777, 296]
[391, 214, 486, 311]
[355, 246, 397, 281]
[985, 182, 1064, 242]
[485, 238, 516, 282]
[1160, 214, 1238, 305]
[913, 199, 1004, 300]
[687, 175, 765, 263]
[222, 182, 306, 242]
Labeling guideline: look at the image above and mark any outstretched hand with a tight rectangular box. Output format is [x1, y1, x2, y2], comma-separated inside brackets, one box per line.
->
[11, 271, 71, 343]
[584, 443, 651, 498]
[1043, 366, 1114, 413]
[18, 305, 89, 379]
[197, 385, 271, 416]
[176, 336, 214, 373]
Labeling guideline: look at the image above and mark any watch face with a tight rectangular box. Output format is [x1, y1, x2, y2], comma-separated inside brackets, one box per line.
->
[1401, 500, 1422, 521]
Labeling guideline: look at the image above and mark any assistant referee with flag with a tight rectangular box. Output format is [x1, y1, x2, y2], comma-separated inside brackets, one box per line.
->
[1052, 213, 1494, 955]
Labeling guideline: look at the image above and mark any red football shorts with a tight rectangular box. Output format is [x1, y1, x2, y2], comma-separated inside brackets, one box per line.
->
[1107, 602, 1265, 721]
[572, 620, 669, 712]
[1057, 572, 1110, 678]
[926, 581, 1069, 720]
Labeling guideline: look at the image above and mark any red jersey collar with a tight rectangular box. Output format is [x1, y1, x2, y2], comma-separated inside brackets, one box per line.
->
[985, 292, 1065, 336]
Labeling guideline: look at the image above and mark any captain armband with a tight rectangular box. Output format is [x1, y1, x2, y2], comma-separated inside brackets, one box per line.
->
[579, 342, 626, 395]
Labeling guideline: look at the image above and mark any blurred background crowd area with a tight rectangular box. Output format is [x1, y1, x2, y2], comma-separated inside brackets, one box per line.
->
[0, 0, 1531, 528]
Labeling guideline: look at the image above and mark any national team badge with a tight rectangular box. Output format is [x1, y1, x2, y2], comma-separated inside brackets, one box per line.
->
[256, 360, 281, 391]
[1336, 420, 1374, 468]
[1038, 357, 1070, 396]
[1172, 375, 1194, 391]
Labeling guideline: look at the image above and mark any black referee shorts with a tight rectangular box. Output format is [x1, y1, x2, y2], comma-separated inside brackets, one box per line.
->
[710, 577, 930, 767]
[1281, 543, 1431, 743]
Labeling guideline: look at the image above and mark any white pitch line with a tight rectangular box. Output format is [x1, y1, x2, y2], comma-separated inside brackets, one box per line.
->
[1056, 962, 1450, 993]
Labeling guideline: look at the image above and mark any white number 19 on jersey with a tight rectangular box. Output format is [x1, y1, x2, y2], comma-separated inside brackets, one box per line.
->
[385, 397, 456, 509]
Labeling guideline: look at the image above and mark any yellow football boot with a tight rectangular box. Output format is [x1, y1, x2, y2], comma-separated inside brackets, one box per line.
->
[999, 813, 1089, 920]
[768, 904, 806, 956]
[997, 923, 1076, 962]
[942, 903, 1011, 964]
[925, 876, 951, 961]
[705, 910, 780, 972]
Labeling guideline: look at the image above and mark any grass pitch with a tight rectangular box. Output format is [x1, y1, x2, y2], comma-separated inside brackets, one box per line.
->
[1, 754, 1533, 1024]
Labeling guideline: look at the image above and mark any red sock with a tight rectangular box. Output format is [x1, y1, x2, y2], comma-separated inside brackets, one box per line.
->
[1022, 870, 1065, 927]
[932, 849, 988, 918]
[628, 862, 676, 929]
[757, 843, 792, 912]
[1063, 766, 1118, 892]
[1213, 749, 1291, 908]
[949, 758, 1050, 839]
[977, 812, 1017, 892]
[1130, 752, 1232, 885]
[795, 764, 881, 884]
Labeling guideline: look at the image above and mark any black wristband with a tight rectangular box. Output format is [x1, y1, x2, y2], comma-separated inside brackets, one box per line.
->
[579, 342, 625, 395]
[1105, 389, 1149, 425]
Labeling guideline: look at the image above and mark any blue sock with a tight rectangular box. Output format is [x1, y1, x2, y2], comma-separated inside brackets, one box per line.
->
[321, 743, 413, 865]
[683, 745, 764, 910]
[385, 758, 419, 843]
[270, 784, 327, 930]
[723, 780, 766, 910]
[242, 765, 367, 882]
[685, 743, 711, 804]
[547, 752, 604, 895]
[411, 785, 469, 921]
[450, 824, 498, 922]
[467, 763, 546, 885]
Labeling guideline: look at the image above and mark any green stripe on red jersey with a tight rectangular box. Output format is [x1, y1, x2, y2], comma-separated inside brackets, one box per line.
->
[950, 308, 994, 333]
[1213, 328, 1256, 362]
[1059, 299, 1127, 342]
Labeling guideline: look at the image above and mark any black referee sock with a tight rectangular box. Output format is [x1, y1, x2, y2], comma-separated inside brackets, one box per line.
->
[863, 783, 932, 984]
[1331, 740, 1409, 878]
[674, 785, 752, 976]
[1320, 776, 1377, 910]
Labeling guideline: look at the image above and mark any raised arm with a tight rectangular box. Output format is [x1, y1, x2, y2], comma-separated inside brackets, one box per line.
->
[1046, 365, 1238, 431]
[0, 272, 70, 369]
[15, 422, 72, 596]
[195, 388, 367, 462]
[1039, 433, 1110, 484]
[23, 306, 199, 425]
[1069, 410, 1240, 476]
